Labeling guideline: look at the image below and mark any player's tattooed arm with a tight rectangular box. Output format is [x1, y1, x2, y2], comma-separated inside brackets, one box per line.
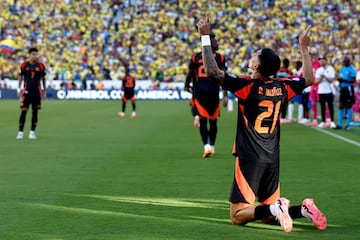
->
[202, 46, 225, 86]
[197, 14, 225, 86]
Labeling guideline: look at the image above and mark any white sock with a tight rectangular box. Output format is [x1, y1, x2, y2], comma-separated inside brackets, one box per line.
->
[288, 103, 294, 120]
[269, 203, 276, 216]
[300, 205, 307, 217]
[298, 104, 304, 120]
[228, 100, 233, 111]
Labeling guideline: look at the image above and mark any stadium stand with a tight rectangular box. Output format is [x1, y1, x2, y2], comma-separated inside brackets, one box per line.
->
[0, 0, 359, 89]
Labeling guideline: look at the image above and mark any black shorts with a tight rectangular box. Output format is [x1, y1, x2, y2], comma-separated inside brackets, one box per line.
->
[20, 93, 41, 110]
[194, 92, 220, 120]
[340, 86, 355, 108]
[229, 157, 280, 205]
[123, 88, 135, 102]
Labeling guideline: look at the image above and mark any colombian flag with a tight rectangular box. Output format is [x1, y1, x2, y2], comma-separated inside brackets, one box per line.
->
[0, 39, 21, 54]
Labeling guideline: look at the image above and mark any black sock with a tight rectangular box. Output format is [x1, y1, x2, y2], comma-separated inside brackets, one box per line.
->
[122, 102, 126, 112]
[254, 205, 272, 220]
[132, 102, 136, 111]
[19, 110, 27, 131]
[31, 109, 38, 131]
[199, 118, 208, 145]
[289, 205, 303, 219]
[209, 119, 217, 145]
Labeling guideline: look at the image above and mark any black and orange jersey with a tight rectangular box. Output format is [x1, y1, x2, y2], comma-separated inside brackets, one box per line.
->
[188, 52, 226, 96]
[122, 75, 136, 90]
[20, 61, 46, 95]
[223, 73, 306, 165]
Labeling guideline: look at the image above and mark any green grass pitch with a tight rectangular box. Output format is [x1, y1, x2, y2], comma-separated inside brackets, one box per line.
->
[0, 100, 359, 239]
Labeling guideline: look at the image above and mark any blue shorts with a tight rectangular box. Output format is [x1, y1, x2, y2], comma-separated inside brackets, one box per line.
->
[291, 95, 302, 103]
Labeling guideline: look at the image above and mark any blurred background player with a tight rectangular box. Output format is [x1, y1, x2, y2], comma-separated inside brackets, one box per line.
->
[314, 56, 336, 128]
[184, 33, 228, 158]
[354, 66, 360, 121]
[335, 56, 357, 129]
[308, 51, 321, 126]
[300, 60, 312, 124]
[227, 92, 235, 112]
[277, 58, 292, 123]
[118, 68, 137, 119]
[287, 60, 304, 123]
[16, 47, 46, 140]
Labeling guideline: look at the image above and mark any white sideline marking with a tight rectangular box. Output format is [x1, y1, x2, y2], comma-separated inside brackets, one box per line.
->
[312, 127, 360, 147]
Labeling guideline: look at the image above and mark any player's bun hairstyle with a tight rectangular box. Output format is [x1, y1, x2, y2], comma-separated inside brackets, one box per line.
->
[258, 48, 281, 77]
[28, 47, 39, 54]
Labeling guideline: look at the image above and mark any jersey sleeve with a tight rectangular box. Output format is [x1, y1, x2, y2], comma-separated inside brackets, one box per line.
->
[19, 62, 26, 76]
[350, 66, 357, 78]
[284, 78, 306, 100]
[39, 62, 46, 76]
[223, 73, 253, 100]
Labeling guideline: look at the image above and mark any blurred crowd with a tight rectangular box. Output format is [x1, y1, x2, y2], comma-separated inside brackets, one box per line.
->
[0, 0, 359, 85]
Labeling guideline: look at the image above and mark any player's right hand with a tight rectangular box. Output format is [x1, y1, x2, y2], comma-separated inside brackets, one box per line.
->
[196, 13, 211, 36]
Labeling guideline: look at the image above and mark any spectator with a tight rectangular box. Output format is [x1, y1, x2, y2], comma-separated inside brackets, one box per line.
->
[335, 56, 357, 129]
[0, 1, 358, 83]
[314, 56, 337, 128]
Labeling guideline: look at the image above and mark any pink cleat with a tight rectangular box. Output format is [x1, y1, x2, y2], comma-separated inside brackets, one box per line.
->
[118, 112, 125, 118]
[302, 198, 327, 230]
[274, 198, 293, 233]
[308, 120, 318, 126]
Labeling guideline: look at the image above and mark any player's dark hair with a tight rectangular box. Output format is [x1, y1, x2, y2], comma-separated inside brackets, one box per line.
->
[282, 58, 290, 68]
[343, 56, 350, 66]
[295, 61, 302, 69]
[28, 47, 38, 54]
[258, 48, 281, 77]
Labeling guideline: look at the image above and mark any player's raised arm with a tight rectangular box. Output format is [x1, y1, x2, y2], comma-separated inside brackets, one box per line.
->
[196, 14, 225, 86]
[299, 25, 314, 86]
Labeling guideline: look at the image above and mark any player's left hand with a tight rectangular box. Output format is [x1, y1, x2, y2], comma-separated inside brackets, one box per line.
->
[42, 90, 47, 100]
